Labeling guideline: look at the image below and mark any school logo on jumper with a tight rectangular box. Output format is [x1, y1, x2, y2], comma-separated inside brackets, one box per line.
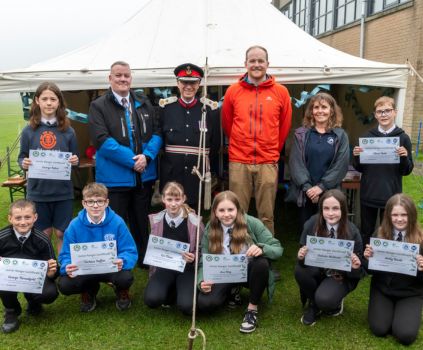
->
[327, 137, 334, 145]
[104, 234, 115, 241]
[39, 131, 57, 149]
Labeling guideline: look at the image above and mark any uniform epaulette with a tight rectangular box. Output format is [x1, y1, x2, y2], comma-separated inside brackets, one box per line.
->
[159, 96, 177, 108]
[200, 97, 219, 110]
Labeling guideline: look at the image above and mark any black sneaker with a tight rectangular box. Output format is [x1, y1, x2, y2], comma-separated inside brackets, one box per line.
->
[301, 301, 321, 326]
[239, 309, 258, 333]
[325, 298, 344, 317]
[26, 302, 43, 316]
[227, 287, 242, 309]
[1, 308, 20, 334]
[115, 289, 131, 311]
[80, 292, 97, 313]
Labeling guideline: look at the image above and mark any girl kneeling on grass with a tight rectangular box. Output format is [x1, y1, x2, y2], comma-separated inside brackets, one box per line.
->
[364, 193, 423, 345]
[143, 182, 204, 315]
[295, 189, 363, 326]
[197, 191, 283, 333]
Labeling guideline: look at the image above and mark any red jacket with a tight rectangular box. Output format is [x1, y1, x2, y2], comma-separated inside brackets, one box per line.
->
[222, 74, 292, 164]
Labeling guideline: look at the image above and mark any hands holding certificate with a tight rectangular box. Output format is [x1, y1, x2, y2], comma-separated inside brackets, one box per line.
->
[200, 245, 261, 293]
[22, 154, 79, 169]
[65, 258, 123, 278]
[297, 245, 361, 270]
[182, 252, 195, 263]
[364, 243, 423, 273]
[46, 259, 58, 278]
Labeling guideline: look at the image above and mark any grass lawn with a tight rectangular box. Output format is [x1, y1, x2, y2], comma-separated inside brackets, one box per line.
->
[0, 99, 422, 349]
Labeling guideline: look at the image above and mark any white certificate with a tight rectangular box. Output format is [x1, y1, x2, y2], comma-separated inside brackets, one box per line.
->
[70, 240, 118, 276]
[359, 137, 400, 164]
[305, 235, 354, 272]
[28, 149, 72, 180]
[203, 254, 248, 284]
[0, 257, 47, 294]
[368, 238, 418, 276]
[143, 235, 190, 272]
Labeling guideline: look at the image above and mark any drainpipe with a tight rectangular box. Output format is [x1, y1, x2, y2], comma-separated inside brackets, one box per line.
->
[359, 0, 367, 58]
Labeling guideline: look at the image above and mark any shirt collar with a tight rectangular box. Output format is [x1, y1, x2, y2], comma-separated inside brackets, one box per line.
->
[378, 124, 396, 135]
[86, 212, 106, 225]
[165, 210, 184, 228]
[41, 116, 57, 125]
[13, 228, 31, 241]
[112, 91, 130, 106]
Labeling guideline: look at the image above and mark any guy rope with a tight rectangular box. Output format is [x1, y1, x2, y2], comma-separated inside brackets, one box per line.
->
[187, 58, 213, 350]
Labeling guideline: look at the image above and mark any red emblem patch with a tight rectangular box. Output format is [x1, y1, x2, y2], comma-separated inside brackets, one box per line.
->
[39, 131, 57, 149]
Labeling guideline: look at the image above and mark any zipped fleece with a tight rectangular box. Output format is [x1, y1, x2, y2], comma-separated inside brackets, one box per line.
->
[222, 74, 292, 164]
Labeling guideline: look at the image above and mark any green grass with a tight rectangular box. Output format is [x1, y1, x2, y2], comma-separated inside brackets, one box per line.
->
[0, 99, 422, 349]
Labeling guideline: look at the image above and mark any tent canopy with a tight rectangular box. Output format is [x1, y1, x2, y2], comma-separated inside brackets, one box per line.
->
[0, 0, 409, 92]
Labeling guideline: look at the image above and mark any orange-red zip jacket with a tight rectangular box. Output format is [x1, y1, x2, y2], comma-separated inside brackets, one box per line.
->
[222, 74, 292, 164]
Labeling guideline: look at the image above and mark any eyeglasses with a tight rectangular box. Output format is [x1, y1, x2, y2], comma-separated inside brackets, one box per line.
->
[375, 108, 394, 116]
[84, 199, 107, 207]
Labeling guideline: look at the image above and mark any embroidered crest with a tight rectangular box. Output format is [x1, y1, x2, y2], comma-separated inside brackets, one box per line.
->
[39, 131, 57, 149]
[104, 234, 115, 241]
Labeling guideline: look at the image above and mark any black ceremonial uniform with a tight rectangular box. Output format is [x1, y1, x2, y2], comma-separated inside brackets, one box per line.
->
[159, 98, 220, 208]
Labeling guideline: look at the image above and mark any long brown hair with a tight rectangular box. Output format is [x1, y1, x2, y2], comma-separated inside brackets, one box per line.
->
[303, 92, 343, 130]
[161, 181, 193, 217]
[208, 191, 250, 254]
[315, 189, 350, 239]
[29, 82, 70, 131]
[378, 194, 423, 245]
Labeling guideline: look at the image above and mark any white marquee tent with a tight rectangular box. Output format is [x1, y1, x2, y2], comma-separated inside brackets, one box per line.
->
[0, 0, 409, 97]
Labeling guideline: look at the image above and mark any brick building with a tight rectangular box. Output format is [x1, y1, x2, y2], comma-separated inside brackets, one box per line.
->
[274, 0, 422, 144]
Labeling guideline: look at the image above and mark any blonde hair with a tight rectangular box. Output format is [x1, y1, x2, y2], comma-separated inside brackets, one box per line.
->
[208, 191, 251, 254]
[161, 181, 194, 217]
[82, 182, 108, 199]
[9, 199, 36, 216]
[303, 92, 343, 130]
[378, 194, 423, 245]
[374, 96, 395, 110]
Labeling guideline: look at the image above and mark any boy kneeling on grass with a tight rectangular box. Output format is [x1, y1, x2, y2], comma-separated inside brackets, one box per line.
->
[0, 199, 58, 333]
[58, 182, 138, 312]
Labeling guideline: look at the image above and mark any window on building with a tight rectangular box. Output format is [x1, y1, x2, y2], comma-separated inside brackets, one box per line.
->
[281, 0, 411, 36]
[368, 0, 411, 15]
[311, 0, 335, 35]
[334, 0, 360, 27]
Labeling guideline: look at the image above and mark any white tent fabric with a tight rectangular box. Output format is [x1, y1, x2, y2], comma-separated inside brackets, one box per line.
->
[0, 0, 409, 92]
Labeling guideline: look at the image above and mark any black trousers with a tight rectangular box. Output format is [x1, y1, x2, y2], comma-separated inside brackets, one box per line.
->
[368, 281, 423, 345]
[294, 263, 352, 312]
[108, 181, 153, 266]
[144, 266, 195, 315]
[360, 204, 385, 246]
[58, 270, 134, 295]
[197, 257, 269, 312]
[0, 277, 58, 312]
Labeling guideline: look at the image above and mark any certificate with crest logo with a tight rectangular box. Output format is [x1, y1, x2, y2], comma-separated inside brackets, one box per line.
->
[28, 149, 72, 180]
[143, 235, 190, 272]
[0, 257, 47, 294]
[203, 254, 248, 283]
[368, 238, 418, 276]
[305, 235, 354, 272]
[359, 137, 400, 164]
[70, 240, 118, 276]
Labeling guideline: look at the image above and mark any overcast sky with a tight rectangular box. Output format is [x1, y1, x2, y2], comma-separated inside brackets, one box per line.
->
[0, 0, 149, 70]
